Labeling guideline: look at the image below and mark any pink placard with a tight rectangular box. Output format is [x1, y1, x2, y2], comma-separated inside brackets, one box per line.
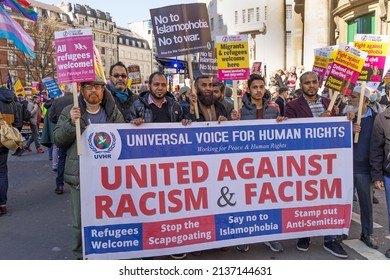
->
[55, 29, 95, 84]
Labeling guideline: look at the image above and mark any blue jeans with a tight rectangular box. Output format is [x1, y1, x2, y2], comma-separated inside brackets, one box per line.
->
[0, 149, 9, 206]
[382, 176, 390, 232]
[56, 148, 67, 187]
[354, 173, 373, 236]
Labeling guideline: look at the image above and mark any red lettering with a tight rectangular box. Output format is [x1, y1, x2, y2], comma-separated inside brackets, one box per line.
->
[258, 182, 277, 203]
[116, 194, 139, 216]
[308, 155, 322, 175]
[320, 178, 341, 198]
[177, 162, 190, 184]
[101, 166, 121, 190]
[278, 181, 293, 202]
[95, 195, 114, 218]
[245, 183, 257, 205]
[217, 159, 236, 180]
[237, 158, 254, 179]
[304, 180, 318, 200]
[323, 154, 337, 174]
[159, 163, 174, 185]
[257, 157, 276, 178]
[139, 192, 156, 215]
[168, 189, 183, 212]
[192, 161, 209, 183]
[184, 187, 208, 210]
[286, 155, 305, 176]
[126, 165, 147, 188]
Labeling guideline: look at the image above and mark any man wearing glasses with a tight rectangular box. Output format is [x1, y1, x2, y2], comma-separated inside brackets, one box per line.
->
[107, 61, 138, 118]
[54, 75, 124, 259]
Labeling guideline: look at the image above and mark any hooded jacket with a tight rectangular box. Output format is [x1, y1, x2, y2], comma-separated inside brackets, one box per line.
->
[240, 92, 280, 120]
[53, 87, 124, 188]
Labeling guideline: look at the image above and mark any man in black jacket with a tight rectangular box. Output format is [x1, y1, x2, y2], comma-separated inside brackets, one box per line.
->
[107, 61, 138, 118]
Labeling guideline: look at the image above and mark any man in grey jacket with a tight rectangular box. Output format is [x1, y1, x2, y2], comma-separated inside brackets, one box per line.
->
[54, 76, 124, 259]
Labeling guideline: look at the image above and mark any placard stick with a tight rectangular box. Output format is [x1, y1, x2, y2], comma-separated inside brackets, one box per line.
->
[327, 90, 339, 112]
[72, 82, 82, 155]
[187, 53, 199, 119]
[354, 81, 366, 143]
[328, 88, 333, 100]
[232, 80, 238, 111]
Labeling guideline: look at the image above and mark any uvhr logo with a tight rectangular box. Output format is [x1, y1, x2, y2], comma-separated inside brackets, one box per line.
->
[88, 132, 116, 159]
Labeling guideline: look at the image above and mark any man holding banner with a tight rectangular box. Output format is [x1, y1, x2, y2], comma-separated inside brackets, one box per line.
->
[285, 71, 354, 259]
[53, 75, 124, 259]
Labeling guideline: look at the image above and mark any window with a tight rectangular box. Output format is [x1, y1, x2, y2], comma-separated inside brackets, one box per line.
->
[8, 52, 17, 66]
[100, 34, 106, 42]
[347, 13, 375, 43]
[119, 37, 123, 44]
[101, 47, 105, 55]
[256, 7, 260, 21]
[79, 17, 84, 25]
[265, 6, 267, 20]
[126, 39, 129, 45]
[286, 5, 292, 19]
[210, 18, 214, 31]
[234, 11, 238, 24]
[218, 14, 223, 28]
[248, 8, 254, 23]
[242, 9, 245, 23]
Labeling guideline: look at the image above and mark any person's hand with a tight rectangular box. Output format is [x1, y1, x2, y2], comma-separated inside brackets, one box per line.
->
[70, 106, 80, 125]
[217, 115, 228, 124]
[373, 180, 384, 190]
[319, 110, 332, 117]
[353, 123, 361, 133]
[181, 119, 192, 126]
[276, 116, 288, 122]
[189, 92, 198, 114]
[345, 111, 355, 121]
[130, 118, 145, 126]
[230, 109, 241, 120]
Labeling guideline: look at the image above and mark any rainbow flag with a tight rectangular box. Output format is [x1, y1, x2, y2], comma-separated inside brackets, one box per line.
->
[0, 5, 35, 57]
[1, 0, 37, 22]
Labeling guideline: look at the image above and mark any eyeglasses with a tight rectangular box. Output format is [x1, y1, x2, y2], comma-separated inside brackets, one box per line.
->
[112, 74, 127, 79]
[83, 84, 103, 90]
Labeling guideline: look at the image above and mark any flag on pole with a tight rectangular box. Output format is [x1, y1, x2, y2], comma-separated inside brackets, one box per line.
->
[0, 5, 35, 58]
[14, 79, 26, 96]
[1, 0, 38, 22]
[6, 71, 14, 92]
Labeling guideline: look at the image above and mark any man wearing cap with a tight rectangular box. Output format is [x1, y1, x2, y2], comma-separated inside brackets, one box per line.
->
[212, 81, 234, 116]
[107, 61, 138, 118]
[54, 76, 124, 259]
[346, 86, 378, 249]
[178, 85, 191, 119]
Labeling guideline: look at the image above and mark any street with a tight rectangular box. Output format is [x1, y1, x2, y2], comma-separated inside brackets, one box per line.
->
[1, 146, 390, 260]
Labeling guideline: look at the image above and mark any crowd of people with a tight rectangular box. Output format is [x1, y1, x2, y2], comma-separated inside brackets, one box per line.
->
[1, 62, 390, 261]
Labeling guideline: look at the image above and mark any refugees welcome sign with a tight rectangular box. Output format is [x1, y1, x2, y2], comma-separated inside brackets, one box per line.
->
[150, 3, 211, 57]
[80, 118, 353, 259]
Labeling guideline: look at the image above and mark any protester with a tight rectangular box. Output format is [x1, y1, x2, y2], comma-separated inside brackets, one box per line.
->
[126, 72, 190, 259]
[126, 72, 189, 126]
[107, 61, 138, 118]
[49, 87, 74, 195]
[54, 76, 124, 259]
[346, 86, 378, 249]
[178, 85, 191, 119]
[24, 95, 44, 153]
[237, 74, 286, 253]
[40, 97, 58, 172]
[274, 86, 289, 117]
[285, 66, 298, 93]
[0, 87, 20, 215]
[212, 81, 233, 116]
[369, 96, 390, 259]
[285, 71, 353, 259]
[11, 95, 24, 156]
[189, 75, 230, 122]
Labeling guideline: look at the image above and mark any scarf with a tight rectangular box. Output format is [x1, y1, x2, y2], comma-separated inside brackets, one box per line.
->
[109, 85, 128, 101]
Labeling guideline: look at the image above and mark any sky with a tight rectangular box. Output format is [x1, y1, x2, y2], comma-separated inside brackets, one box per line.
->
[42, 0, 198, 27]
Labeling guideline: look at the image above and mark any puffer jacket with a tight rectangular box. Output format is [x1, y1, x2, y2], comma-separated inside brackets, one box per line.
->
[370, 107, 390, 180]
[53, 88, 124, 188]
[125, 91, 184, 123]
[240, 92, 280, 120]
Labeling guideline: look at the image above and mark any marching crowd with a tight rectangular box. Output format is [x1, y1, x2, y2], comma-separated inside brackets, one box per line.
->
[1, 61, 390, 260]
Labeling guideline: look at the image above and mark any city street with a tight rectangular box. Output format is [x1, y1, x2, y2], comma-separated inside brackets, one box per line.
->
[1, 146, 390, 260]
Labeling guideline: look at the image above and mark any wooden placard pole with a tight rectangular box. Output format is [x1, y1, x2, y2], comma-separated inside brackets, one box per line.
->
[327, 90, 339, 112]
[232, 80, 238, 111]
[354, 81, 366, 143]
[72, 82, 82, 155]
[187, 53, 199, 119]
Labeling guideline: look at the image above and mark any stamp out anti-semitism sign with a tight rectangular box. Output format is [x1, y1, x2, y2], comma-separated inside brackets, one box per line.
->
[150, 3, 211, 58]
[54, 28, 95, 84]
[80, 118, 353, 260]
